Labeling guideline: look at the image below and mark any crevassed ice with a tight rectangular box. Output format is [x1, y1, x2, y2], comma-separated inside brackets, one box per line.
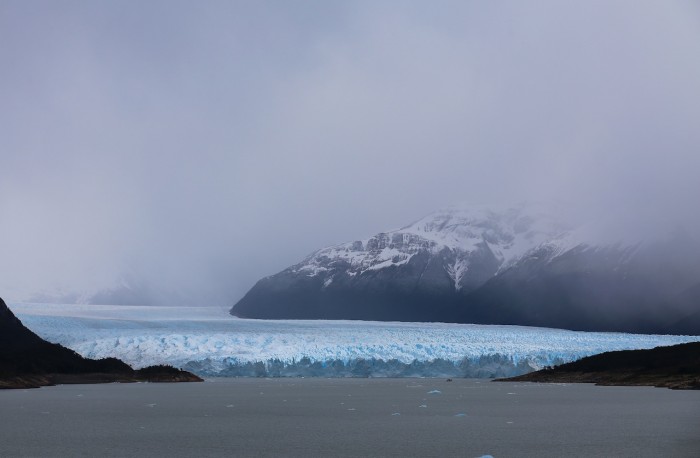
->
[11, 303, 700, 378]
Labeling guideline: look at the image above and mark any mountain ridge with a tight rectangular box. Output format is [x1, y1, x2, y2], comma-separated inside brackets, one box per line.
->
[231, 204, 700, 334]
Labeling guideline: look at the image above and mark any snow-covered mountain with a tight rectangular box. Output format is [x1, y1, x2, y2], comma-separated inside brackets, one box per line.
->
[231, 203, 700, 335]
[287, 203, 575, 291]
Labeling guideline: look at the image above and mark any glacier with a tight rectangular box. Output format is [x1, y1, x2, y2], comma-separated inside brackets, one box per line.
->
[10, 303, 700, 378]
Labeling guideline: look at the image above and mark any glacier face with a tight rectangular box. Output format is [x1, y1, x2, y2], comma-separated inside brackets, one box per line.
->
[11, 303, 700, 378]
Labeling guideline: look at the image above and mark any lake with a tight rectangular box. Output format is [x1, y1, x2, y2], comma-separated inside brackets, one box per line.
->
[1, 378, 698, 457]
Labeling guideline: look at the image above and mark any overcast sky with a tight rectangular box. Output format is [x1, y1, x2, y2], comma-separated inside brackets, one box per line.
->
[1, 0, 699, 305]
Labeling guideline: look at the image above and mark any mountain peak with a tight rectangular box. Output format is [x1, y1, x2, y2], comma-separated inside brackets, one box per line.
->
[399, 202, 573, 264]
[290, 202, 575, 286]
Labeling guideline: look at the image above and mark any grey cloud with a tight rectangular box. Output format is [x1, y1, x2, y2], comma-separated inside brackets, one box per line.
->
[1, 0, 699, 304]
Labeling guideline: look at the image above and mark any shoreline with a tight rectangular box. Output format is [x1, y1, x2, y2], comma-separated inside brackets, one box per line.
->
[496, 342, 700, 390]
[0, 370, 203, 390]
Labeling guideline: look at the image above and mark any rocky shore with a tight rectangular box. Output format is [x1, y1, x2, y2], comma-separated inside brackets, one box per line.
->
[497, 342, 700, 389]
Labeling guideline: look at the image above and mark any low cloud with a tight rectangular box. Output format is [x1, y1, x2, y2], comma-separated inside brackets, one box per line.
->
[1, 1, 699, 304]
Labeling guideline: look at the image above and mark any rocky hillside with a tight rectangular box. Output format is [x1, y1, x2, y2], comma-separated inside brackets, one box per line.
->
[0, 297, 202, 389]
[497, 342, 700, 389]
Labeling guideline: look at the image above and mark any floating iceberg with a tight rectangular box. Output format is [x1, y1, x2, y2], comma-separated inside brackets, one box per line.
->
[11, 303, 700, 378]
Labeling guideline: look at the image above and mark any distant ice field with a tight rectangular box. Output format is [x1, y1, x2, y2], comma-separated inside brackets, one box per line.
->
[10, 303, 700, 378]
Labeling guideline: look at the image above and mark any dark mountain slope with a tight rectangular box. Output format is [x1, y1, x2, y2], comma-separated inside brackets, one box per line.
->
[662, 283, 700, 335]
[459, 244, 691, 333]
[0, 297, 202, 388]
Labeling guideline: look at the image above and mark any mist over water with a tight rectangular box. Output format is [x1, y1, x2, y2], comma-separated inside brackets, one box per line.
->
[1, 1, 699, 305]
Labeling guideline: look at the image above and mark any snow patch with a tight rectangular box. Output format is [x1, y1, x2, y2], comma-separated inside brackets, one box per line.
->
[446, 258, 469, 291]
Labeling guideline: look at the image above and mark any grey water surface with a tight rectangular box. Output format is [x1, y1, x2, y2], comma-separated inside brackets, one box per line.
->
[1, 378, 698, 457]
